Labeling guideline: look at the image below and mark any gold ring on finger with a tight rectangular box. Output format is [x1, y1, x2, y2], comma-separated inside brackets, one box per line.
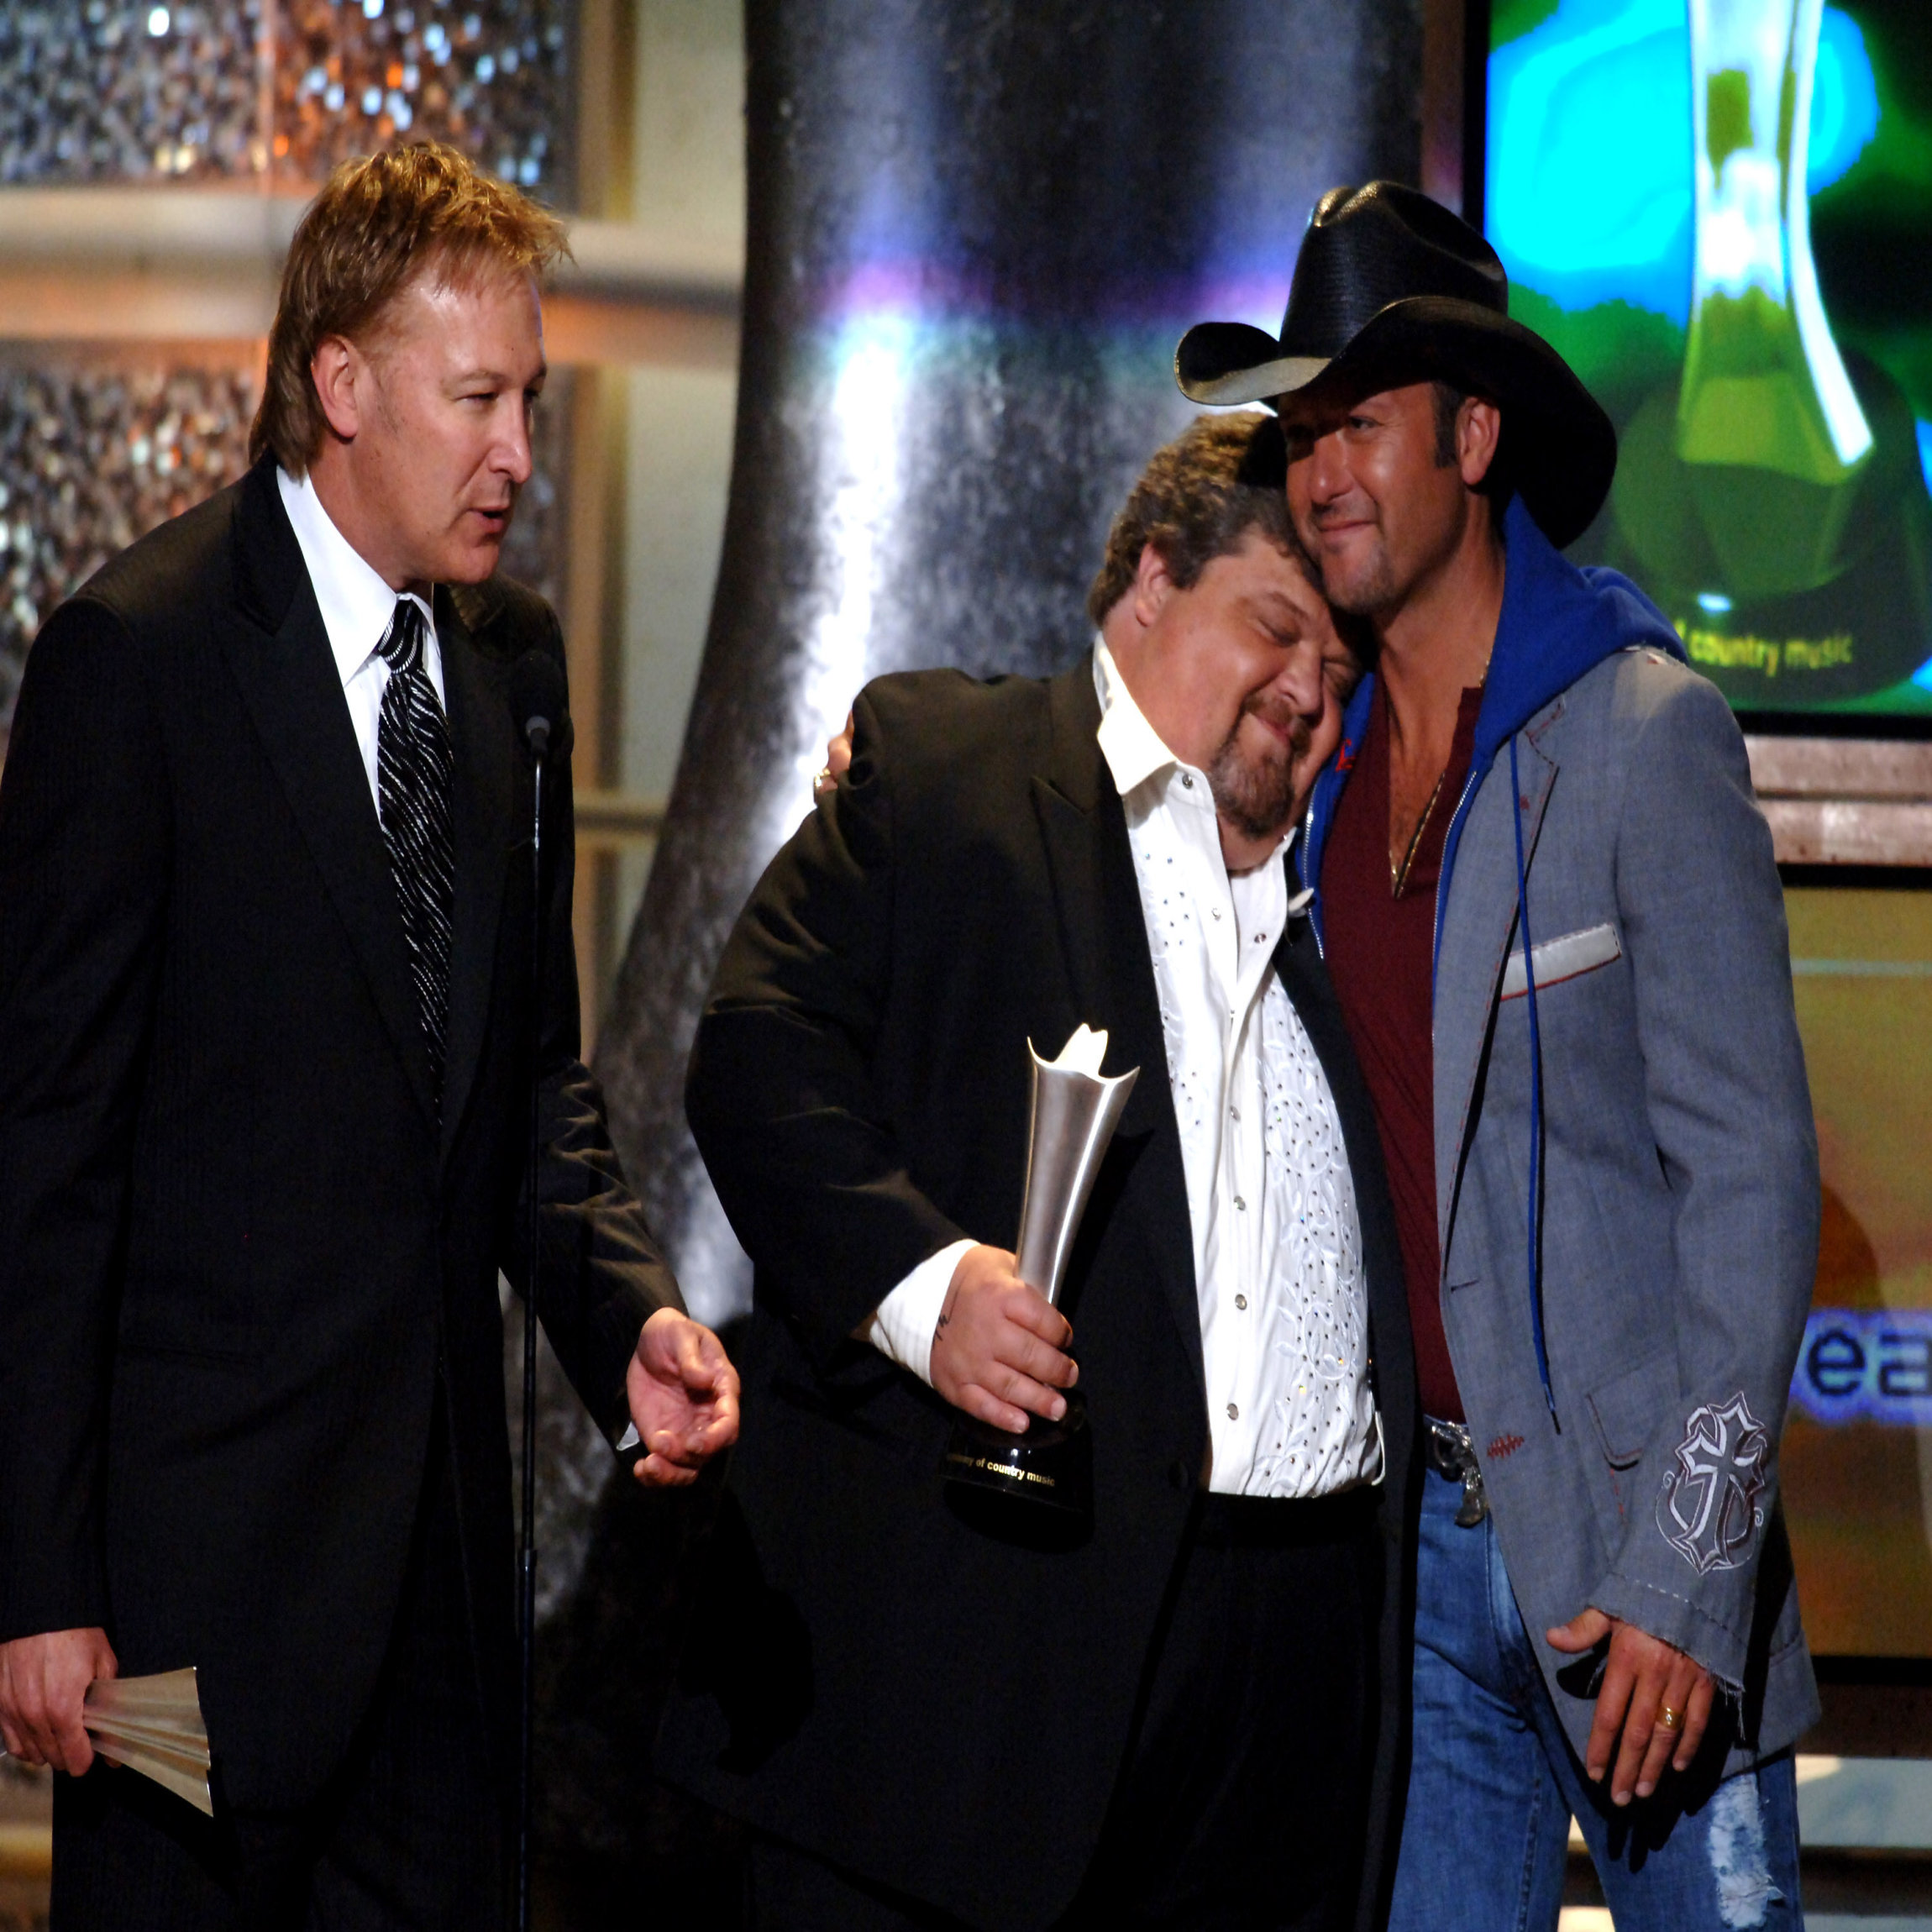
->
[1656, 1704, 1681, 1731]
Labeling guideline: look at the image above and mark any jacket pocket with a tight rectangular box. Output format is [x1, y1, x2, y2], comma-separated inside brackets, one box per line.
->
[1583, 1349, 1674, 1557]
[117, 1273, 264, 1363]
[769, 1362, 939, 1471]
[116, 1318, 262, 1364]
[1501, 921, 1621, 1001]
[1587, 1350, 1672, 1467]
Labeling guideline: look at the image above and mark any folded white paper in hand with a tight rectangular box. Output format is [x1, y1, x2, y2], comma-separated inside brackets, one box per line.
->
[84, 1667, 213, 1816]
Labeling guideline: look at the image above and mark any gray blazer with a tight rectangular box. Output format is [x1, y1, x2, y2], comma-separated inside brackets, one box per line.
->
[1432, 643, 1819, 1772]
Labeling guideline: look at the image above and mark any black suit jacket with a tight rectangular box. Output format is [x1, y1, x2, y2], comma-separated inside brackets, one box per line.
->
[659, 664, 1418, 1931]
[0, 457, 679, 1812]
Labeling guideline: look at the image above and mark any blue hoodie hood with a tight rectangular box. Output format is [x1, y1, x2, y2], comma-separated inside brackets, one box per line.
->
[1299, 492, 1683, 953]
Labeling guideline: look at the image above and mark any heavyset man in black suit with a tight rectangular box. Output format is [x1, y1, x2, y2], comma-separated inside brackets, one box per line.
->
[0, 144, 738, 1927]
[659, 414, 1420, 1930]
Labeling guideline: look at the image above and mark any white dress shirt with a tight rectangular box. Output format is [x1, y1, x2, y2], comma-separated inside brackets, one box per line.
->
[869, 641, 1381, 1497]
[276, 465, 443, 814]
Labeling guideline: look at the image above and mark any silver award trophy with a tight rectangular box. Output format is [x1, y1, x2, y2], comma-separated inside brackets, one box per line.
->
[942, 1026, 1138, 1517]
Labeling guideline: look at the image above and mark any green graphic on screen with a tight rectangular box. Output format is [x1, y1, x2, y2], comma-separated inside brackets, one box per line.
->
[1488, 0, 1932, 713]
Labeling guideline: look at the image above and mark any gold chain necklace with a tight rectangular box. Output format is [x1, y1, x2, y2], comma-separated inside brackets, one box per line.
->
[1388, 664, 1491, 899]
[1390, 763, 1451, 898]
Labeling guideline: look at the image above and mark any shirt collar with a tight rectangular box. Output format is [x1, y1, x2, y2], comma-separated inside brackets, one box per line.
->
[1093, 634, 1190, 799]
[276, 465, 434, 690]
[1090, 635, 1297, 866]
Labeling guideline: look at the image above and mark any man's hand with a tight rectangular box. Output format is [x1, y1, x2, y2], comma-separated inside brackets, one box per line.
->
[812, 710, 856, 801]
[1547, 1608, 1714, 1804]
[929, 1245, 1078, 1434]
[0, 1628, 117, 1776]
[625, 1307, 742, 1487]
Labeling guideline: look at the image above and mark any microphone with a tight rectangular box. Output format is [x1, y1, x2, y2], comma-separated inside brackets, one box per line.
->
[508, 650, 568, 762]
[507, 647, 564, 1932]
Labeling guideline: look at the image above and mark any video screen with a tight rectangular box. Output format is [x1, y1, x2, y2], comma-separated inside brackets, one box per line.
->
[1778, 884, 1932, 1657]
[1486, 0, 1932, 717]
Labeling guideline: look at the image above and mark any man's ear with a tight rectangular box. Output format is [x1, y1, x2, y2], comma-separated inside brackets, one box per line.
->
[1458, 396, 1504, 491]
[310, 335, 365, 444]
[1131, 541, 1178, 630]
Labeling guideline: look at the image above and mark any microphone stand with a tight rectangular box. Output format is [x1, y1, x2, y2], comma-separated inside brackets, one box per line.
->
[517, 711, 550, 1932]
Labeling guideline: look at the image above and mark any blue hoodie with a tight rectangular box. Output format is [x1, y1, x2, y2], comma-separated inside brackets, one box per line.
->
[1294, 492, 1685, 1417]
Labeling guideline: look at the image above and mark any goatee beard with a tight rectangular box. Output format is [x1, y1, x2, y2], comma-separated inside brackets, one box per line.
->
[1302, 512, 1395, 617]
[1323, 543, 1396, 617]
[1208, 702, 1310, 847]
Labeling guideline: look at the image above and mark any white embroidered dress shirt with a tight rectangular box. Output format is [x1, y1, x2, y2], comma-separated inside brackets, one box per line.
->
[277, 465, 443, 814]
[869, 641, 1381, 1498]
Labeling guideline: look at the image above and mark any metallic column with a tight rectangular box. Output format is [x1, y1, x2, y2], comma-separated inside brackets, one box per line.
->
[597, 0, 1423, 1327]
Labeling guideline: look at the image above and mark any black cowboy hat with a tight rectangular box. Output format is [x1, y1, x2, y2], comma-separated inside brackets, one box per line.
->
[1175, 181, 1616, 549]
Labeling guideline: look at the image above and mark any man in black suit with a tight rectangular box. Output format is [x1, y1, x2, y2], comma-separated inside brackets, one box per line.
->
[659, 414, 1418, 1931]
[0, 143, 738, 1927]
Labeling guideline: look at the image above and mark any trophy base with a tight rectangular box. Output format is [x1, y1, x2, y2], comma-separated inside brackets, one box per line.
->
[942, 1392, 1091, 1517]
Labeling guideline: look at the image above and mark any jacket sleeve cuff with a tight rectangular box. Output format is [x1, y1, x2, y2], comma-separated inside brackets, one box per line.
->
[862, 1239, 974, 1387]
[0, 1542, 111, 1649]
[1588, 1568, 1751, 1695]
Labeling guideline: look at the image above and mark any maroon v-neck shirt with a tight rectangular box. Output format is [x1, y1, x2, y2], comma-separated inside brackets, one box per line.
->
[1322, 679, 1484, 1424]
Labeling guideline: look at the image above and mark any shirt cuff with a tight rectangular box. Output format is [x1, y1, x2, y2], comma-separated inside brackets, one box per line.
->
[864, 1238, 975, 1388]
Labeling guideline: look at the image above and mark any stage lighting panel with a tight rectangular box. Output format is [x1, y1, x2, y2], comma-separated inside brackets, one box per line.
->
[0, 0, 574, 200]
[271, 0, 571, 201]
[0, 358, 256, 754]
[0, 3, 265, 182]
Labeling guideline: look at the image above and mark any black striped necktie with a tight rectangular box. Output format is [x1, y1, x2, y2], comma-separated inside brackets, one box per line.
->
[374, 598, 454, 1106]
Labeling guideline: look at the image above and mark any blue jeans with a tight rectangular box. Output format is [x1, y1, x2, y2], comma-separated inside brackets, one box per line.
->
[1388, 1465, 1803, 1932]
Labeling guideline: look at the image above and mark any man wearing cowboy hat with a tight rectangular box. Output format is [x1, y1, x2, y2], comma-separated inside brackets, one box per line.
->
[1179, 183, 1818, 1929]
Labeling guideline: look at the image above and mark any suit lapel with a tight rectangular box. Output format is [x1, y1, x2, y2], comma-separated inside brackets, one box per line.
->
[1031, 666, 1202, 1394]
[1434, 712, 1561, 1261]
[436, 590, 514, 1162]
[220, 463, 437, 1128]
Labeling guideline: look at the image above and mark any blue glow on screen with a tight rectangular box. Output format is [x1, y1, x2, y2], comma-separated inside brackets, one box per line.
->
[1488, 1, 1878, 324]
[1488, 0, 1693, 318]
[1809, 8, 1881, 192]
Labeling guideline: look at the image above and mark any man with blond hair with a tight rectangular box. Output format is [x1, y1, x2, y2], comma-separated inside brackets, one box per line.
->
[0, 142, 738, 1927]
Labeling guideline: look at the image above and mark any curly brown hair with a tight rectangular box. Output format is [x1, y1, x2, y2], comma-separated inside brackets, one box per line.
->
[250, 141, 570, 476]
[1086, 412, 1311, 627]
